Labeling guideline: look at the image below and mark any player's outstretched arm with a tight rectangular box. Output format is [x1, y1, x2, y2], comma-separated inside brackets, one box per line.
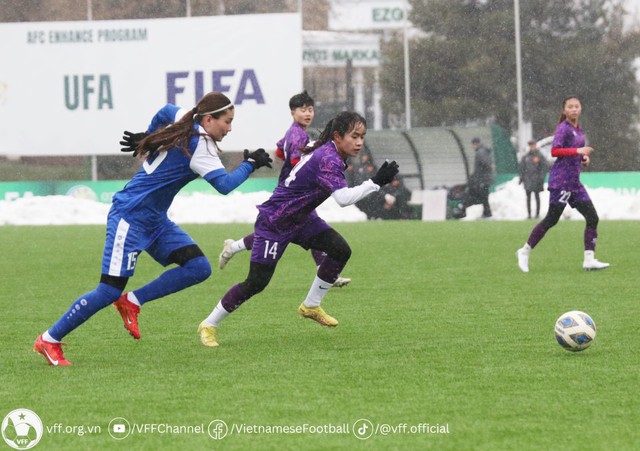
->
[203, 149, 272, 195]
[120, 130, 148, 157]
[371, 160, 399, 187]
[243, 148, 273, 170]
[332, 160, 400, 207]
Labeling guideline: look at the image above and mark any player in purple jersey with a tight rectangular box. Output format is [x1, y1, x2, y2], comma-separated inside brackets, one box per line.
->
[218, 91, 352, 287]
[33, 92, 272, 366]
[516, 96, 609, 273]
[198, 111, 399, 347]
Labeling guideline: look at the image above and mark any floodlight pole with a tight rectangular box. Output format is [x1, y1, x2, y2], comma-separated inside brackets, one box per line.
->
[403, 3, 411, 129]
[514, 0, 524, 154]
[87, 0, 98, 181]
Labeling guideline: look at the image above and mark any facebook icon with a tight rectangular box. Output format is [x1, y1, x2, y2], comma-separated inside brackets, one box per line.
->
[207, 420, 228, 440]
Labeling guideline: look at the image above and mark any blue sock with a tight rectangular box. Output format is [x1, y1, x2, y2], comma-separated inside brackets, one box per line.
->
[133, 256, 211, 305]
[47, 283, 122, 341]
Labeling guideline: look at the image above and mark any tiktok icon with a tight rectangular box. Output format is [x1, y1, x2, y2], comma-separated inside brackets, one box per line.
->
[352, 418, 374, 440]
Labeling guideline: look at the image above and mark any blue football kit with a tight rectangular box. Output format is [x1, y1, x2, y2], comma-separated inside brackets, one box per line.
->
[104, 104, 252, 276]
[46, 104, 254, 341]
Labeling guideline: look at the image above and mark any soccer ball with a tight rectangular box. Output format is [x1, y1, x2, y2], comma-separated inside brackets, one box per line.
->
[554, 310, 597, 352]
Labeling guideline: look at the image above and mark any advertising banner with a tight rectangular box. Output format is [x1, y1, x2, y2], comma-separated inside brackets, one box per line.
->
[0, 13, 302, 155]
[303, 31, 380, 68]
[329, 0, 410, 31]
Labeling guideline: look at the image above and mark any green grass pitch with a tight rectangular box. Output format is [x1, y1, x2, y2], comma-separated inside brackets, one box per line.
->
[1, 220, 638, 450]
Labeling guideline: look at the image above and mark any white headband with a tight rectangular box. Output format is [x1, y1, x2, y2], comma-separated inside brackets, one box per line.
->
[194, 103, 233, 120]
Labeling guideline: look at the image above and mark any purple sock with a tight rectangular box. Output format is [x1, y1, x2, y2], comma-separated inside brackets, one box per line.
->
[527, 222, 549, 249]
[584, 227, 598, 251]
[243, 233, 255, 250]
[220, 284, 250, 313]
[311, 249, 326, 267]
[317, 256, 346, 284]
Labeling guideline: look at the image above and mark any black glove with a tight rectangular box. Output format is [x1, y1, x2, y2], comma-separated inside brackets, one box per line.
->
[244, 148, 273, 170]
[120, 131, 148, 156]
[371, 160, 399, 187]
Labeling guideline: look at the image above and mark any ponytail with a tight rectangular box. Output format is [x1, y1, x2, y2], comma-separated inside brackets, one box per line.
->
[137, 92, 233, 159]
[305, 119, 335, 153]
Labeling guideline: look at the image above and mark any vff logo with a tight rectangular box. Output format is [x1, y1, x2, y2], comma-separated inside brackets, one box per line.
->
[2, 409, 44, 449]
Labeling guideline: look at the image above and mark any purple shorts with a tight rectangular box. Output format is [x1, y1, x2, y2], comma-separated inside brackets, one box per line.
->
[548, 185, 591, 208]
[250, 212, 332, 265]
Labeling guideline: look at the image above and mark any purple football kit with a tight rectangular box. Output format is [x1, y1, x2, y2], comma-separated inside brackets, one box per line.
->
[251, 141, 348, 264]
[547, 120, 591, 206]
[276, 121, 309, 183]
[520, 118, 603, 262]
[202, 111, 399, 341]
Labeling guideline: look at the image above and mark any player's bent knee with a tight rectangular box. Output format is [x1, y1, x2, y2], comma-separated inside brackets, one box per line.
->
[242, 276, 270, 296]
[183, 256, 212, 283]
[168, 244, 206, 266]
[323, 233, 352, 262]
[338, 242, 352, 262]
[100, 274, 128, 291]
[541, 216, 560, 228]
[585, 211, 599, 229]
[239, 262, 275, 296]
[328, 241, 351, 262]
[541, 205, 563, 228]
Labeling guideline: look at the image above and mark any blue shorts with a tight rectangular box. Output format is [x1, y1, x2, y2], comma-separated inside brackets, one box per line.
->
[548, 185, 591, 208]
[250, 212, 332, 265]
[101, 209, 196, 277]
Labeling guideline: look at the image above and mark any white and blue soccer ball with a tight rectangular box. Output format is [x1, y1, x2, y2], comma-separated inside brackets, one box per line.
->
[555, 311, 597, 352]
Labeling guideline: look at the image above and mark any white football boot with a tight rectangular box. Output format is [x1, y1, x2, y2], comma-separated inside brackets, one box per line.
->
[332, 277, 351, 288]
[218, 239, 235, 270]
[583, 251, 609, 271]
[516, 247, 530, 273]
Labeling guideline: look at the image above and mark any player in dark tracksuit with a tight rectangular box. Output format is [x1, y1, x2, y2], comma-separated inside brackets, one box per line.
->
[519, 140, 549, 219]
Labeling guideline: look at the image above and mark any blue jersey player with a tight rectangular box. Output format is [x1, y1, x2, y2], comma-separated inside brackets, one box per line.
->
[198, 111, 399, 347]
[34, 92, 272, 366]
[516, 96, 609, 273]
[217, 91, 352, 287]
